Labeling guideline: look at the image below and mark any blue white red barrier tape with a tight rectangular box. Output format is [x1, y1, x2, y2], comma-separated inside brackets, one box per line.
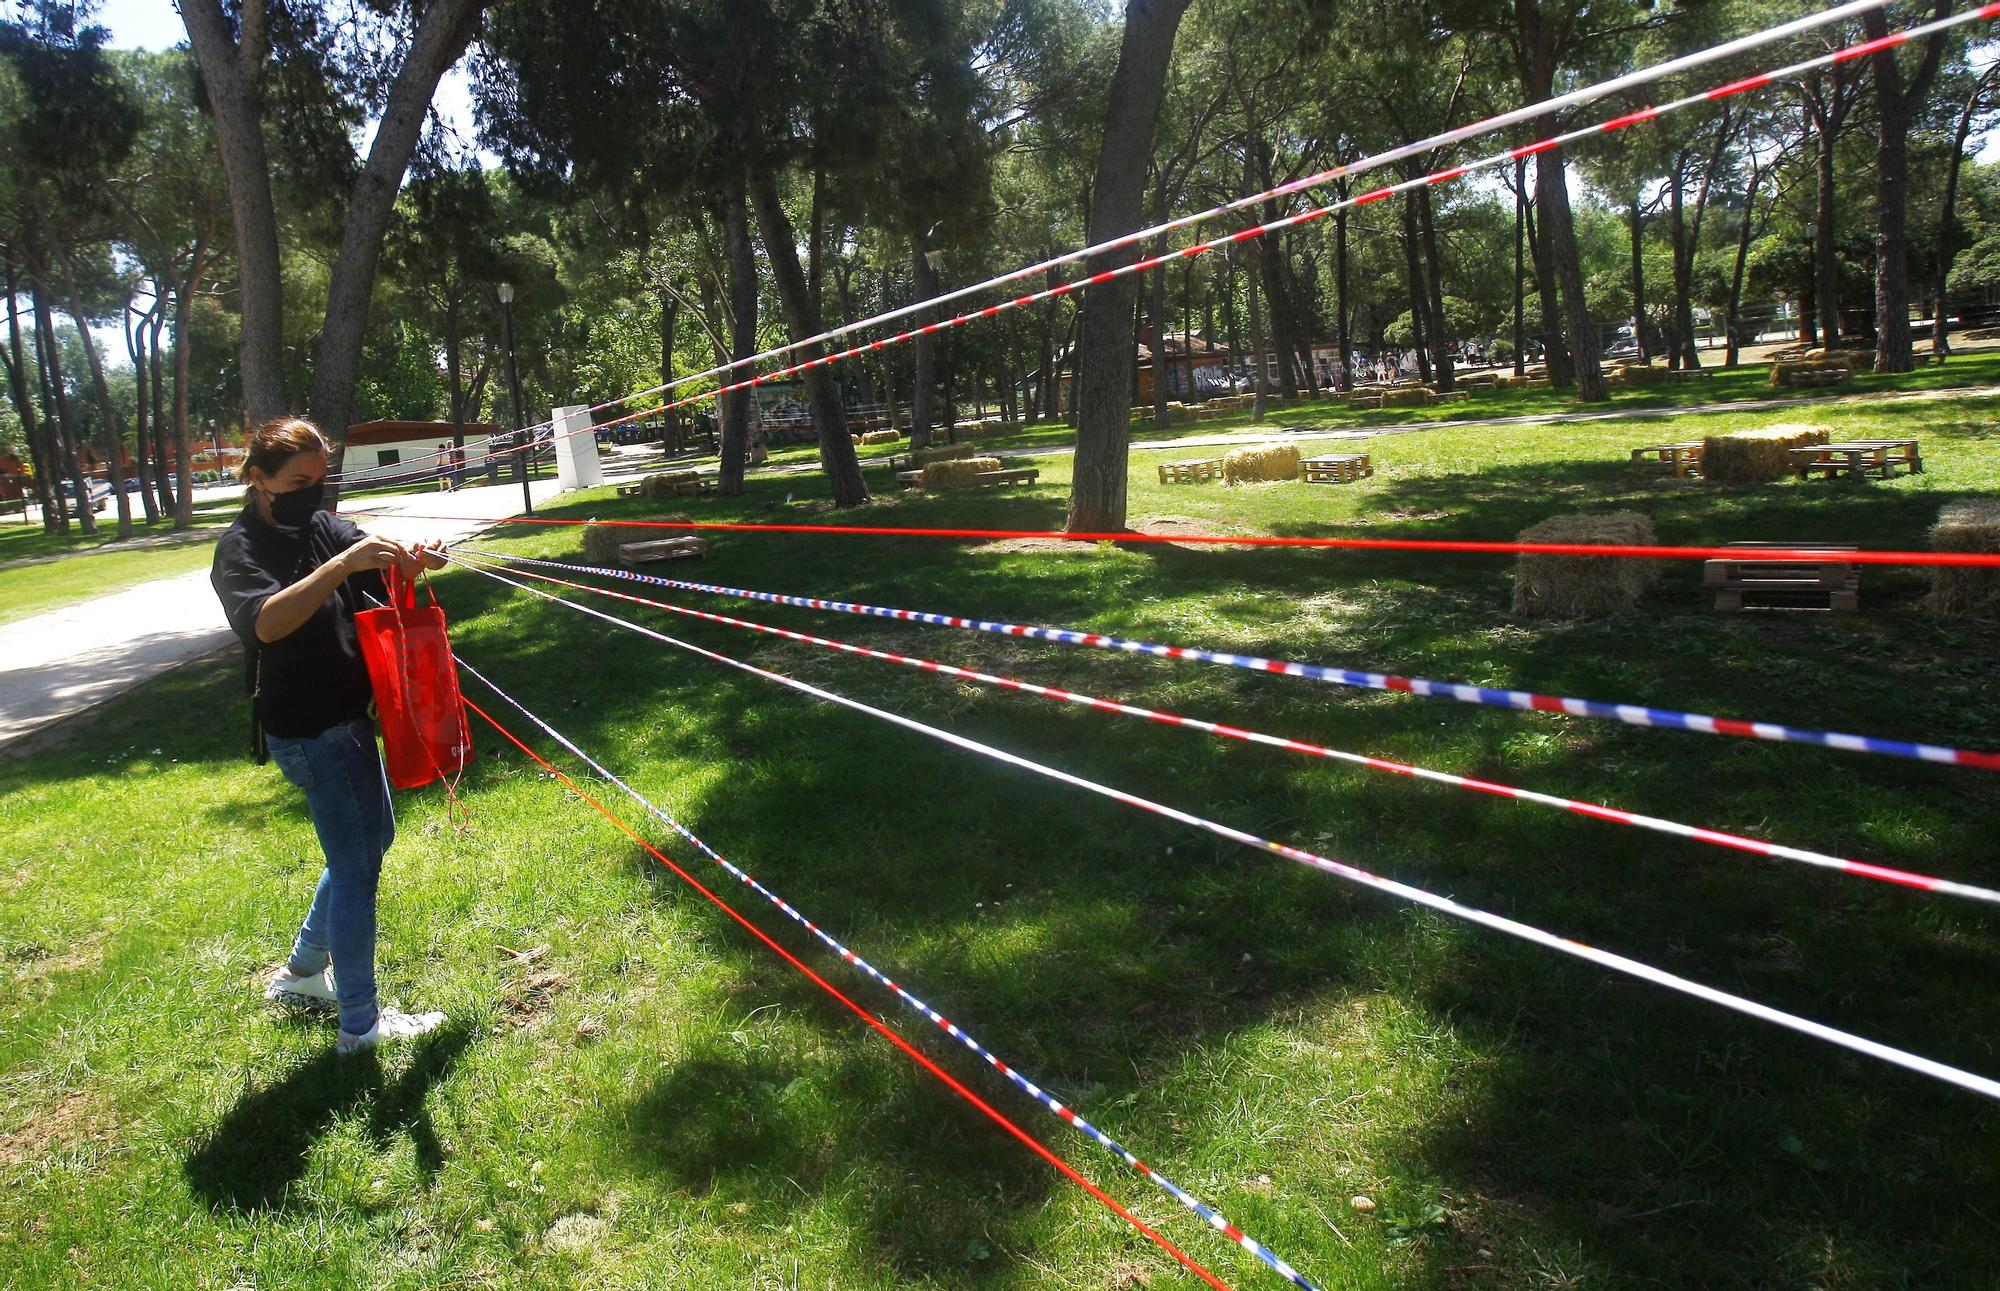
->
[456, 655, 1320, 1290]
[455, 550, 2000, 773]
[444, 554, 2000, 1104]
[452, 554, 2000, 907]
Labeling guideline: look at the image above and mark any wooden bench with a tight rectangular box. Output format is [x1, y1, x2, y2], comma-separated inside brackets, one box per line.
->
[1704, 541, 1859, 611]
[1158, 458, 1226, 485]
[1789, 440, 1923, 481]
[1629, 442, 1706, 478]
[1301, 453, 1374, 485]
[618, 536, 710, 567]
[897, 467, 1040, 490]
[1782, 367, 1850, 389]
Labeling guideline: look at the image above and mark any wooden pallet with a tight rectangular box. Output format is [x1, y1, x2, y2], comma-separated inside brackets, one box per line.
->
[1666, 368, 1715, 382]
[897, 467, 1041, 490]
[1435, 389, 1472, 403]
[1629, 442, 1705, 478]
[1301, 453, 1373, 484]
[1782, 367, 1850, 389]
[1158, 458, 1226, 484]
[618, 536, 709, 567]
[1347, 393, 1384, 410]
[1705, 541, 1859, 611]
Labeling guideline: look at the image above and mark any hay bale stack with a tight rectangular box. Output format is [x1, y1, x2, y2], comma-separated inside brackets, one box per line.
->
[1382, 387, 1433, 409]
[920, 456, 1004, 490]
[1222, 443, 1302, 485]
[1512, 512, 1659, 618]
[856, 429, 899, 446]
[584, 514, 692, 566]
[1618, 363, 1668, 387]
[1702, 424, 1829, 482]
[1929, 499, 2000, 618]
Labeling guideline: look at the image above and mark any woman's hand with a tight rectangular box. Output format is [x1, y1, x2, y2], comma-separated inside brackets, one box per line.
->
[409, 540, 449, 571]
[338, 534, 410, 576]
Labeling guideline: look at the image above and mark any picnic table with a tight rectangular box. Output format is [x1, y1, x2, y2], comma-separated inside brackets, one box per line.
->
[1629, 441, 1705, 478]
[1789, 440, 1923, 481]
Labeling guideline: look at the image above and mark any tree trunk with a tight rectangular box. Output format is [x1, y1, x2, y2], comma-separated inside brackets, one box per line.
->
[445, 293, 466, 479]
[909, 229, 939, 451]
[1627, 194, 1647, 362]
[124, 302, 159, 525]
[1801, 253, 1819, 346]
[149, 297, 174, 521]
[748, 168, 868, 508]
[2, 254, 58, 532]
[1812, 107, 1842, 345]
[1149, 187, 1172, 424]
[172, 244, 211, 527]
[1245, 239, 1269, 423]
[717, 185, 757, 496]
[1863, 3, 1952, 374]
[61, 256, 132, 538]
[35, 280, 93, 534]
[1932, 67, 1993, 354]
[1334, 191, 1352, 388]
[1726, 166, 1761, 367]
[1666, 174, 1693, 368]
[1513, 159, 1527, 376]
[660, 287, 682, 451]
[1401, 195, 1432, 385]
[1065, 0, 1191, 532]
[308, 0, 485, 480]
[1418, 184, 1453, 391]
[1535, 150, 1606, 399]
[177, 0, 288, 422]
[1525, 171, 1569, 384]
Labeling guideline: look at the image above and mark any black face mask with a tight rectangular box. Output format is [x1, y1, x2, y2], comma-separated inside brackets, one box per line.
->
[266, 481, 325, 527]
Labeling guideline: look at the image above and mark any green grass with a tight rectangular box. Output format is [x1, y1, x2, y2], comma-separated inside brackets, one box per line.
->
[0, 540, 220, 626]
[4, 386, 1999, 1289]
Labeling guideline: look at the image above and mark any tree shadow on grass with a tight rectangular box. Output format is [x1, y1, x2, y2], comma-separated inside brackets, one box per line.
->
[183, 1023, 473, 1213]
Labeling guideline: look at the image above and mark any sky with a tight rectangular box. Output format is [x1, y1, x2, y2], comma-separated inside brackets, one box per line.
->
[95, 0, 486, 153]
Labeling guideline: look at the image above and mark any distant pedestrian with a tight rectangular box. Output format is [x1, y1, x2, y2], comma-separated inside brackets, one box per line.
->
[211, 416, 450, 1055]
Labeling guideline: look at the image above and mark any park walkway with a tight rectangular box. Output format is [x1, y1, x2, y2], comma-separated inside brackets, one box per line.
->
[0, 477, 566, 753]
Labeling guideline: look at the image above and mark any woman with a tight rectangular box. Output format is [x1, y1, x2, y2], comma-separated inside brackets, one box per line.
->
[211, 417, 449, 1054]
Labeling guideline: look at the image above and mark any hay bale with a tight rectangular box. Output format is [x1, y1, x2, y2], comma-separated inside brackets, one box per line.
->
[911, 443, 980, 467]
[855, 429, 899, 446]
[636, 470, 703, 501]
[920, 456, 1004, 490]
[1222, 443, 1302, 485]
[1381, 387, 1433, 409]
[1929, 499, 2000, 618]
[1702, 424, 1829, 483]
[1767, 359, 1846, 388]
[1618, 363, 1668, 387]
[584, 514, 692, 566]
[1512, 512, 1659, 618]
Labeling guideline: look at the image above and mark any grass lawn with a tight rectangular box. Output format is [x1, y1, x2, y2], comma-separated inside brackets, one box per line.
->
[0, 541, 221, 627]
[4, 386, 1999, 1289]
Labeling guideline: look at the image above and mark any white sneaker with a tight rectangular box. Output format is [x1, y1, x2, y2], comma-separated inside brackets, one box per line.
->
[336, 1007, 448, 1055]
[265, 965, 337, 1011]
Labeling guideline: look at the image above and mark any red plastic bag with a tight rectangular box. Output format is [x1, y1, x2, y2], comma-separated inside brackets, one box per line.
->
[355, 566, 475, 791]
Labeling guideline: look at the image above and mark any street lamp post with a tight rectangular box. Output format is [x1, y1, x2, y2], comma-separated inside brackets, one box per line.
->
[496, 282, 531, 516]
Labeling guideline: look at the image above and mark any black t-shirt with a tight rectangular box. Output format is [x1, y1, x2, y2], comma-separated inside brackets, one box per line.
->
[211, 502, 387, 741]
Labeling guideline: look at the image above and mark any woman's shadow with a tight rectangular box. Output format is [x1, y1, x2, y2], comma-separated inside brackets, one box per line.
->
[183, 1025, 473, 1212]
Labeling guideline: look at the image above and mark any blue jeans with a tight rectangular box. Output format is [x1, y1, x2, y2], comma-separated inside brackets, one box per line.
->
[267, 717, 395, 1036]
